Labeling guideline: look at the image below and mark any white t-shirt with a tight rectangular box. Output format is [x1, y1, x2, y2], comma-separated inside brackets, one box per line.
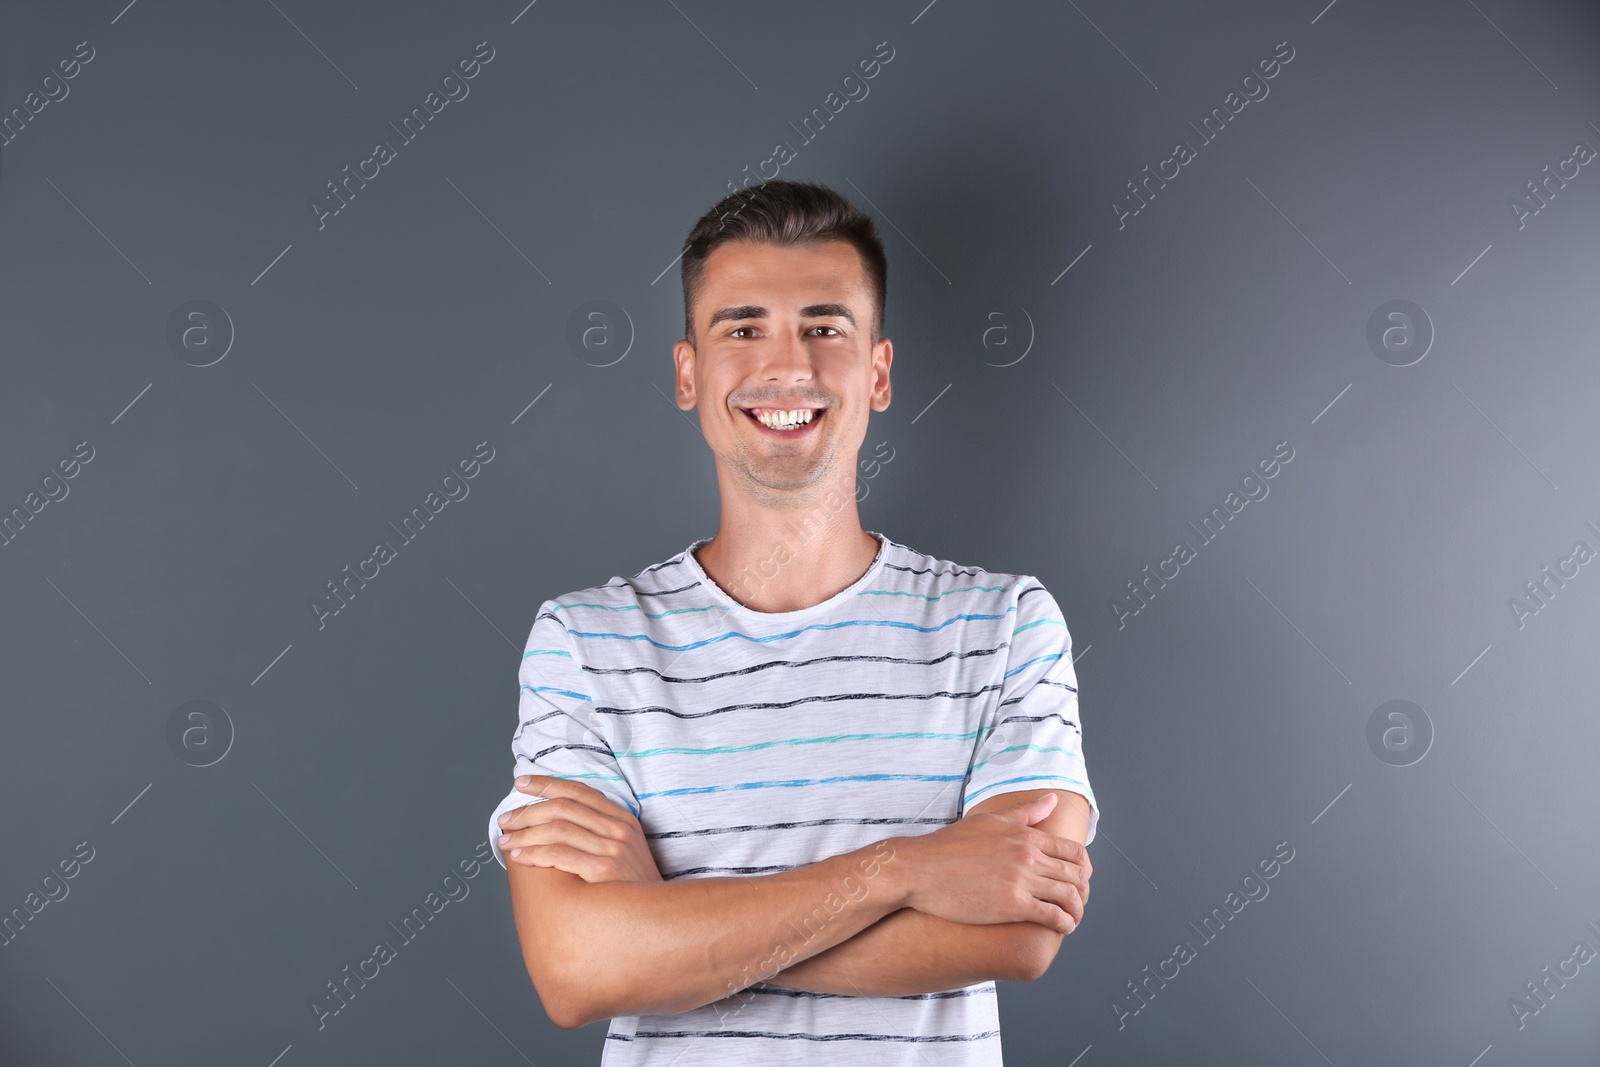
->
[487, 530, 1100, 1065]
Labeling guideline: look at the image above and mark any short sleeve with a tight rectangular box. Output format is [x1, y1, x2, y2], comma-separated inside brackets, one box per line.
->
[486, 599, 642, 870]
[960, 579, 1100, 845]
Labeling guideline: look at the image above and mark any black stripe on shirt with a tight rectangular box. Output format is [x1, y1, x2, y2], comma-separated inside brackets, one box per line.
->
[583, 645, 1008, 683]
[991, 711, 1079, 731]
[881, 562, 986, 578]
[610, 1028, 1002, 1043]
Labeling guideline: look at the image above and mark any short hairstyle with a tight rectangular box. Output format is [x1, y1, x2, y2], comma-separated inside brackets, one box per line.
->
[679, 179, 888, 346]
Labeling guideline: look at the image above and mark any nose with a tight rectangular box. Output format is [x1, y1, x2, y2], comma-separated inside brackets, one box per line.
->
[757, 324, 814, 386]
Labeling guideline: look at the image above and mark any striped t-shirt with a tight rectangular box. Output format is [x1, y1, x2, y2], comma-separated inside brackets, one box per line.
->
[487, 529, 1100, 1065]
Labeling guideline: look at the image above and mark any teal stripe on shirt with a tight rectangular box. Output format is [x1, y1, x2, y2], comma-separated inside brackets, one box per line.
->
[636, 771, 969, 801]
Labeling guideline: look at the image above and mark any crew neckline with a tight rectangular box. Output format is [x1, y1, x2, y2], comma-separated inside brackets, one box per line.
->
[682, 529, 891, 625]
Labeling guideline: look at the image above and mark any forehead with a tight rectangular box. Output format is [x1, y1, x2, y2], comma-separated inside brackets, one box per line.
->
[695, 239, 868, 318]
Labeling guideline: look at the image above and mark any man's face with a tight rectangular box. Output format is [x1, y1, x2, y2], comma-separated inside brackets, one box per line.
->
[673, 238, 891, 507]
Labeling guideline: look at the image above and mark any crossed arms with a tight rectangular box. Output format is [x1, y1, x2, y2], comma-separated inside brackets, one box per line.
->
[497, 775, 1094, 1029]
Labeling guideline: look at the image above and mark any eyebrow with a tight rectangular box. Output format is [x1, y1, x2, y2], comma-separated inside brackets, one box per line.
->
[707, 303, 857, 329]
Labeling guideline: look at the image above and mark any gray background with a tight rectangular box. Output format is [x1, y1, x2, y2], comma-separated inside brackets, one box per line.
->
[2, 0, 1597, 1063]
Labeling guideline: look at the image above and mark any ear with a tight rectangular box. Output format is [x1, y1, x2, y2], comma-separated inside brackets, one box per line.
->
[869, 337, 893, 412]
[672, 338, 697, 410]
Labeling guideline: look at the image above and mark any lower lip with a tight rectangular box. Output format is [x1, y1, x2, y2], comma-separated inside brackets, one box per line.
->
[743, 409, 823, 437]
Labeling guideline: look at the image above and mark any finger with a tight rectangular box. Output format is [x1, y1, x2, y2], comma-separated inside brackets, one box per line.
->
[980, 794, 1056, 827]
[1024, 895, 1076, 935]
[499, 796, 631, 840]
[498, 797, 612, 835]
[1023, 891, 1080, 936]
[1026, 873, 1085, 928]
[1027, 853, 1090, 893]
[516, 775, 608, 804]
[516, 775, 640, 823]
[508, 841, 614, 881]
[1032, 832, 1089, 866]
[1031, 867, 1084, 914]
[1018, 792, 1059, 825]
[499, 817, 618, 854]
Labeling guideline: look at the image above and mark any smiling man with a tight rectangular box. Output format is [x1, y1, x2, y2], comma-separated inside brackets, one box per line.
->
[486, 179, 1102, 1065]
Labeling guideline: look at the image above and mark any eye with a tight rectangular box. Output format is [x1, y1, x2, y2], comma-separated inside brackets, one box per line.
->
[809, 325, 842, 337]
[730, 325, 758, 339]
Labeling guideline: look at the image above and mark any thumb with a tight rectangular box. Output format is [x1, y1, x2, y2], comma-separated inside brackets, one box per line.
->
[994, 791, 1058, 824]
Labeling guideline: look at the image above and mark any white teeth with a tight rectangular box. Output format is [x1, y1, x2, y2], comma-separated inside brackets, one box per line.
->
[754, 409, 815, 429]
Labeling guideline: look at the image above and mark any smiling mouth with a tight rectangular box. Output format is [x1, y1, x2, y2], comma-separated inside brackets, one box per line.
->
[740, 406, 825, 434]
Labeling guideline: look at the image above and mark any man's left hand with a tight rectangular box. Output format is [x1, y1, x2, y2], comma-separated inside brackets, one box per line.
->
[495, 775, 663, 883]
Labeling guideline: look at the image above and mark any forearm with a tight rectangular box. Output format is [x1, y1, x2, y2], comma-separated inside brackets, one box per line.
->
[517, 838, 902, 1026]
[769, 790, 1091, 996]
[764, 907, 1055, 996]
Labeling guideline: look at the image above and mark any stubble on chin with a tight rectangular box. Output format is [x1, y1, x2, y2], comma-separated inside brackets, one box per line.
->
[728, 437, 839, 511]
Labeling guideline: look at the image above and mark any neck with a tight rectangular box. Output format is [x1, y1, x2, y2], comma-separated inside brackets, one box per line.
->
[695, 469, 880, 613]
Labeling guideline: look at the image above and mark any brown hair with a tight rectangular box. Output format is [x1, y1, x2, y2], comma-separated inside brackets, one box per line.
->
[679, 179, 888, 346]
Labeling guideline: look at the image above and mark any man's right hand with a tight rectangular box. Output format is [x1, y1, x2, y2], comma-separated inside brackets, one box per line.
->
[890, 792, 1090, 934]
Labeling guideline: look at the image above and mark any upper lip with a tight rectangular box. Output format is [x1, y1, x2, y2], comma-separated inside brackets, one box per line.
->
[739, 404, 824, 411]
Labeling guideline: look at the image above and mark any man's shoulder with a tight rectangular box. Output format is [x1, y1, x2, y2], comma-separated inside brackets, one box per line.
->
[536, 544, 703, 620]
[876, 536, 1067, 639]
[877, 535, 1039, 597]
[521, 545, 707, 667]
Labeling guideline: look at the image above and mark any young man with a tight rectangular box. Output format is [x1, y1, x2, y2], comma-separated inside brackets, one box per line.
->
[486, 179, 1101, 1064]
